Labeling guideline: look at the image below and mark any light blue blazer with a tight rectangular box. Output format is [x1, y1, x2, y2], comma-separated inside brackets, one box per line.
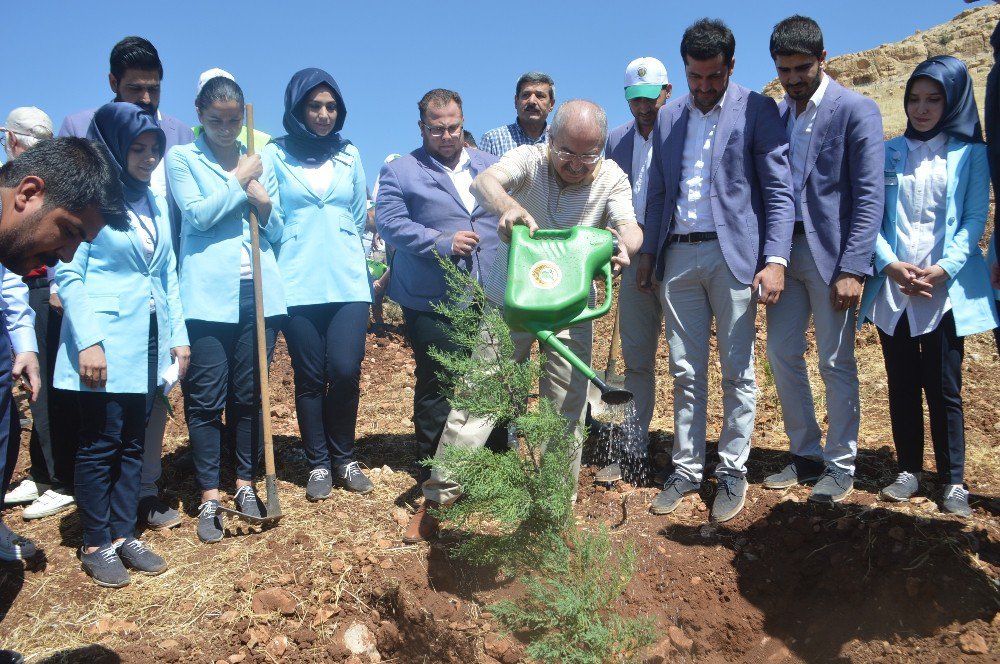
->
[859, 137, 999, 337]
[54, 190, 189, 394]
[166, 134, 285, 323]
[263, 141, 372, 307]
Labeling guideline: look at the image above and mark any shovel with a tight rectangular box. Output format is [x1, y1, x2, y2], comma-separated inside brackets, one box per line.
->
[603, 284, 625, 389]
[215, 104, 282, 526]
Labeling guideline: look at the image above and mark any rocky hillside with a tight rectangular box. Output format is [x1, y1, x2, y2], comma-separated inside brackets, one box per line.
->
[764, 5, 999, 138]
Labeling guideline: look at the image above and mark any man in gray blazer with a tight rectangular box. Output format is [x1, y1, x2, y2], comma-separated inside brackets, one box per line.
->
[762, 16, 883, 503]
[375, 89, 501, 502]
[601, 57, 671, 483]
[636, 18, 795, 523]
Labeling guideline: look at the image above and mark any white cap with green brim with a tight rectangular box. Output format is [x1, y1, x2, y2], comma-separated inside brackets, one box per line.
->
[624, 57, 668, 100]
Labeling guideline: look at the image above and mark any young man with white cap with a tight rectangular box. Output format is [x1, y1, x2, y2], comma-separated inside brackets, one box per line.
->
[597, 57, 671, 483]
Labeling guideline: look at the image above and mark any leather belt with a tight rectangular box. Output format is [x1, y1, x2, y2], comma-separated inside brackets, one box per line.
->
[668, 231, 718, 244]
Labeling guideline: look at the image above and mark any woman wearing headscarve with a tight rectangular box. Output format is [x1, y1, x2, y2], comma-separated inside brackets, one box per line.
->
[262, 68, 373, 500]
[166, 77, 285, 543]
[858, 55, 998, 518]
[53, 102, 190, 587]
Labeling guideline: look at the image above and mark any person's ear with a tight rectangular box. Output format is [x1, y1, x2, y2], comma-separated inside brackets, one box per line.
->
[12, 175, 44, 211]
[108, 72, 119, 95]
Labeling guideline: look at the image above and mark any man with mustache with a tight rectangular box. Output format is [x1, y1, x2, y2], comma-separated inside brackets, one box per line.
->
[479, 72, 555, 157]
[599, 57, 672, 483]
[58, 36, 193, 531]
[0, 136, 127, 560]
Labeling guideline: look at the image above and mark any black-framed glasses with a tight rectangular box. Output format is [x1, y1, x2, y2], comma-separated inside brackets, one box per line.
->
[420, 121, 463, 138]
[551, 147, 601, 165]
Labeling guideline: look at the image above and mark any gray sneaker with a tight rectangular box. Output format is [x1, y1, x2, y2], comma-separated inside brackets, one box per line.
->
[197, 500, 224, 544]
[80, 544, 129, 588]
[809, 467, 854, 504]
[649, 474, 700, 515]
[0, 521, 37, 562]
[711, 475, 748, 523]
[117, 537, 167, 575]
[234, 485, 264, 519]
[595, 463, 622, 483]
[306, 467, 333, 501]
[941, 484, 972, 518]
[336, 462, 374, 494]
[879, 471, 920, 502]
[138, 495, 182, 530]
[762, 457, 824, 489]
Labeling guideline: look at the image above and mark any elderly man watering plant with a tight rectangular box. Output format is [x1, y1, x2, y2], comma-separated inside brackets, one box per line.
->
[404, 99, 643, 543]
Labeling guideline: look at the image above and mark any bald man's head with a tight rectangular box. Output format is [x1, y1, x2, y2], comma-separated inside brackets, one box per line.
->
[549, 99, 608, 147]
[547, 100, 608, 186]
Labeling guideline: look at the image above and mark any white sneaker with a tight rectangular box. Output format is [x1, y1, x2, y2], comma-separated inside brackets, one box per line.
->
[22, 490, 75, 520]
[4, 479, 40, 505]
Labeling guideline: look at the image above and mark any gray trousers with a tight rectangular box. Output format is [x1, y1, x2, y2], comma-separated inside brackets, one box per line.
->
[659, 241, 756, 482]
[765, 240, 859, 473]
[619, 260, 664, 442]
[140, 394, 169, 499]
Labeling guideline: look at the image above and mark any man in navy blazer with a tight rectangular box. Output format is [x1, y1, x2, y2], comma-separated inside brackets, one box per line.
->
[636, 19, 795, 523]
[375, 89, 501, 491]
[600, 56, 671, 483]
[762, 16, 884, 504]
[58, 36, 193, 531]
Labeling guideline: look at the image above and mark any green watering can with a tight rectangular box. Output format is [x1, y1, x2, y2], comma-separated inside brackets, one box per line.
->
[503, 226, 633, 405]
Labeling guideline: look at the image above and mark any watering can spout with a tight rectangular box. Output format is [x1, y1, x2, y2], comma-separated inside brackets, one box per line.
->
[591, 375, 634, 405]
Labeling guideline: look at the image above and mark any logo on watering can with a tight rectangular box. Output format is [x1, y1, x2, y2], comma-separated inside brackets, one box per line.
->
[529, 260, 562, 289]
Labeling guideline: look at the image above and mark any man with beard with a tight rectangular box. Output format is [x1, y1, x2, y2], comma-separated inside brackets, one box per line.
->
[0, 136, 127, 560]
[375, 89, 501, 538]
[58, 36, 193, 530]
[479, 72, 555, 156]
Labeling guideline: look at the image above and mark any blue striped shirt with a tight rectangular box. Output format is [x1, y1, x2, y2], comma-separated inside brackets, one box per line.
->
[479, 119, 548, 157]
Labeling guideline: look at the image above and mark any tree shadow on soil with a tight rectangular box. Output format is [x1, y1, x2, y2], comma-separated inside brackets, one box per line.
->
[661, 496, 999, 662]
[35, 644, 120, 663]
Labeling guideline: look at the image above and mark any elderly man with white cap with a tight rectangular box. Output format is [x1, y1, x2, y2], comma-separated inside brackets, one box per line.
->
[1, 107, 53, 162]
[596, 57, 672, 484]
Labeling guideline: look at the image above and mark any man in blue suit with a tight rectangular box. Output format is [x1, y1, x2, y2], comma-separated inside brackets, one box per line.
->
[600, 57, 671, 483]
[375, 89, 501, 542]
[59, 36, 193, 531]
[636, 18, 795, 523]
[762, 16, 884, 503]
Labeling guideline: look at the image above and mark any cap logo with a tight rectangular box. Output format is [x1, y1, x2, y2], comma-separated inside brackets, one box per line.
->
[637, 66, 647, 77]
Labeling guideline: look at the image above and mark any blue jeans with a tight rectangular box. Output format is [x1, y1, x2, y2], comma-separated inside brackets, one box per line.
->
[284, 302, 368, 469]
[0, 324, 20, 500]
[183, 281, 278, 491]
[74, 317, 156, 547]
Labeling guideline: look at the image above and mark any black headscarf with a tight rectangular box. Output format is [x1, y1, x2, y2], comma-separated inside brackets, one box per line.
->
[273, 68, 348, 164]
[904, 55, 984, 144]
[87, 102, 165, 202]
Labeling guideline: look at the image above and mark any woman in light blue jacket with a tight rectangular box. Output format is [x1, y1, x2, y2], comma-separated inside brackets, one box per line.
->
[166, 77, 285, 543]
[55, 102, 190, 587]
[859, 56, 998, 518]
[263, 68, 372, 500]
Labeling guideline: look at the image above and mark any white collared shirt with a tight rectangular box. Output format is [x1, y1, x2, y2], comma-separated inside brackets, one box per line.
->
[149, 110, 167, 199]
[871, 134, 950, 336]
[785, 73, 831, 221]
[300, 159, 335, 198]
[430, 148, 476, 214]
[674, 91, 727, 234]
[630, 129, 654, 226]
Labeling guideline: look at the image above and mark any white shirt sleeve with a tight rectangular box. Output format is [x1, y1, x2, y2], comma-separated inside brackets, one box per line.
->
[0, 266, 37, 354]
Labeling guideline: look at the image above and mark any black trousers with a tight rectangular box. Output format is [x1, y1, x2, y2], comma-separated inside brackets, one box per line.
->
[877, 311, 965, 484]
[0, 324, 21, 499]
[25, 282, 78, 492]
[401, 306, 463, 459]
[284, 301, 368, 470]
[74, 317, 156, 547]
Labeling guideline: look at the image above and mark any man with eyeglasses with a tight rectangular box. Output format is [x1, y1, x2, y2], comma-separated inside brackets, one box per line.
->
[637, 19, 795, 523]
[403, 100, 643, 542]
[375, 90, 501, 541]
[479, 72, 555, 157]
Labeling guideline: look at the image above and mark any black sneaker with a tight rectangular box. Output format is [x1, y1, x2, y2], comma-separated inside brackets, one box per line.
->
[336, 462, 374, 494]
[0, 521, 37, 562]
[941, 484, 972, 518]
[649, 474, 700, 515]
[762, 456, 824, 489]
[197, 500, 224, 543]
[138, 495, 182, 530]
[711, 475, 748, 523]
[808, 467, 854, 504]
[80, 544, 129, 588]
[234, 485, 264, 519]
[306, 467, 333, 502]
[117, 537, 167, 575]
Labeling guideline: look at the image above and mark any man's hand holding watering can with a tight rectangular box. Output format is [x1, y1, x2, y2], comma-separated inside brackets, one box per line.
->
[608, 226, 630, 276]
[497, 204, 538, 243]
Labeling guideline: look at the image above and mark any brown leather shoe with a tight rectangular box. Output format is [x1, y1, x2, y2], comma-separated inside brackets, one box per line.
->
[402, 500, 439, 544]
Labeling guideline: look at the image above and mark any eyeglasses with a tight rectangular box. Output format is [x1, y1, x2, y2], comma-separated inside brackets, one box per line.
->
[551, 147, 602, 165]
[420, 121, 463, 138]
